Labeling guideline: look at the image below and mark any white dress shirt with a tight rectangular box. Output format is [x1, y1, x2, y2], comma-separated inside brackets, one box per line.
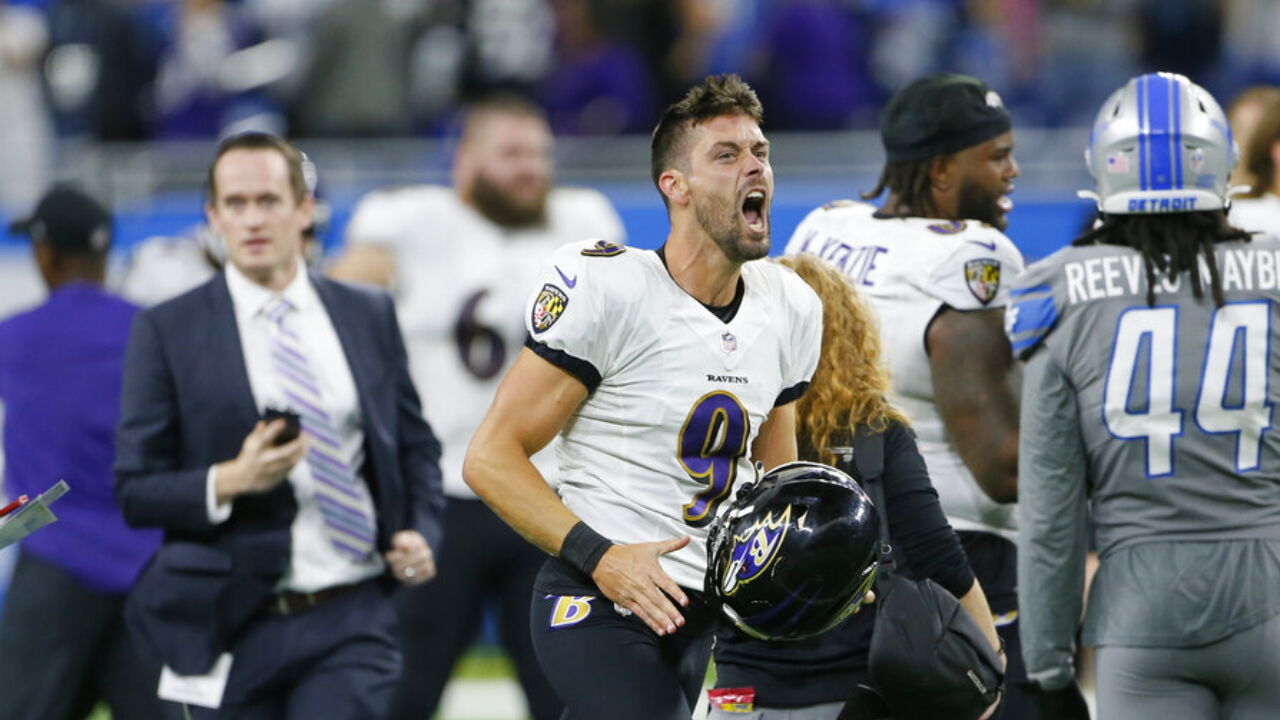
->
[206, 259, 384, 592]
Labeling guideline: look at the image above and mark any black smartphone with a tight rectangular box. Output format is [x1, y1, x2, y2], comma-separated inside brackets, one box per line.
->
[262, 407, 301, 445]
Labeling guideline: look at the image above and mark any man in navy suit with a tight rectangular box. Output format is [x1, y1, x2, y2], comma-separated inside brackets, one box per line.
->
[115, 132, 445, 719]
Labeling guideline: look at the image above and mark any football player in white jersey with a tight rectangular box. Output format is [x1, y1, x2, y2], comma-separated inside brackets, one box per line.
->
[328, 96, 624, 720]
[1229, 95, 1280, 235]
[464, 75, 823, 720]
[784, 74, 1087, 719]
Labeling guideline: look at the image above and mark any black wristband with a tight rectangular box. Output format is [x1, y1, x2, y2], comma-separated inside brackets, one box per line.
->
[560, 521, 614, 577]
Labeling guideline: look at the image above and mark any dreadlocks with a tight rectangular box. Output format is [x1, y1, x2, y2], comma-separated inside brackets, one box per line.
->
[1073, 212, 1253, 307]
[861, 158, 938, 218]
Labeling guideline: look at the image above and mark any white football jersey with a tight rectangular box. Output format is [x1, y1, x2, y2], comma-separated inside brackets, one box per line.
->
[526, 240, 822, 589]
[784, 200, 1025, 539]
[345, 185, 625, 497]
[1229, 194, 1280, 236]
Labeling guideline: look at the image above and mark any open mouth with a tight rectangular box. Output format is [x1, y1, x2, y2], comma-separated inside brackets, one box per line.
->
[742, 189, 767, 232]
[998, 186, 1015, 214]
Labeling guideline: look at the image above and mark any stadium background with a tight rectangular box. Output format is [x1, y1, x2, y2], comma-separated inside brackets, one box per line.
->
[0, 0, 1277, 717]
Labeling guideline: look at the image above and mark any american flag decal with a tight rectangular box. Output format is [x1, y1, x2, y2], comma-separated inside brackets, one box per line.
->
[1106, 153, 1130, 174]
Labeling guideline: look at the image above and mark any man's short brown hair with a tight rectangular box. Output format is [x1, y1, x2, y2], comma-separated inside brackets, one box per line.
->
[207, 132, 310, 204]
[650, 74, 764, 193]
[461, 93, 548, 145]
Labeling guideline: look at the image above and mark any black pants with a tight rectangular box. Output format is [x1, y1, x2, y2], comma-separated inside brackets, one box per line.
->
[0, 551, 163, 720]
[958, 531, 1089, 720]
[390, 498, 561, 720]
[530, 558, 715, 720]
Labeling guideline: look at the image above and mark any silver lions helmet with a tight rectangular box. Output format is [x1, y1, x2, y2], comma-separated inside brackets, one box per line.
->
[1083, 72, 1238, 215]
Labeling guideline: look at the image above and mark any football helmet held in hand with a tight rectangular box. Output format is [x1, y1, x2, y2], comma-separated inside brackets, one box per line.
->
[706, 461, 879, 641]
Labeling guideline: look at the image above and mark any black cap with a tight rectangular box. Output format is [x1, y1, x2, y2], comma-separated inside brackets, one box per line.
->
[880, 73, 1012, 163]
[8, 186, 113, 253]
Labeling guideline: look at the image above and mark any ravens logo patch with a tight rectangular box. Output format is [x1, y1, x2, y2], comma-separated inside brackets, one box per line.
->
[531, 284, 568, 333]
[965, 259, 1001, 305]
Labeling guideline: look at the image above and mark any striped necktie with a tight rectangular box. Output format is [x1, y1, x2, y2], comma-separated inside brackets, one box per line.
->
[263, 296, 377, 560]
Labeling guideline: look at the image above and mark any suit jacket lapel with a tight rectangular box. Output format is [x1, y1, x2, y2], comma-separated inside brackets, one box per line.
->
[310, 273, 378, 435]
[207, 274, 260, 430]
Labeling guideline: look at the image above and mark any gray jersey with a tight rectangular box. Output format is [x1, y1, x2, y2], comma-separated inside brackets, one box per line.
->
[1008, 236, 1280, 689]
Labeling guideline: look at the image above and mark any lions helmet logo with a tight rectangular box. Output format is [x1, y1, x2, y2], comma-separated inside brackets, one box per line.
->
[720, 505, 792, 596]
[531, 284, 568, 334]
[964, 259, 1001, 305]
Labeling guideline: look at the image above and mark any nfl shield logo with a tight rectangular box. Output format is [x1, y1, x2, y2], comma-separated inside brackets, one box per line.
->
[721, 332, 737, 353]
[531, 284, 569, 334]
[964, 259, 1001, 305]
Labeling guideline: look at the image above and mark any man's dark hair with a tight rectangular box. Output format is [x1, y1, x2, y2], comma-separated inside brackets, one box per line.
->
[1241, 99, 1280, 199]
[650, 74, 764, 197]
[207, 132, 309, 203]
[1073, 212, 1252, 307]
[861, 159, 938, 218]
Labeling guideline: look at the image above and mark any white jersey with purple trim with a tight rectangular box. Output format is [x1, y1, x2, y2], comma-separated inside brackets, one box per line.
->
[784, 200, 1025, 539]
[525, 240, 822, 589]
[344, 184, 625, 498]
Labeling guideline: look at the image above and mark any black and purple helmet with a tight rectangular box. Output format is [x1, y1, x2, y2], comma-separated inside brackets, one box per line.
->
[706, 461, 880, 641]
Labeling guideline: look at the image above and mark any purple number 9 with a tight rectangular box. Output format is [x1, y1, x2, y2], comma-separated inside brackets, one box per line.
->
[679, 391, 750, 527]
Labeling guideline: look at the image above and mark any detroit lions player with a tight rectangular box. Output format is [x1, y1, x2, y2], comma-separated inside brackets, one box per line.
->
[329, 95, 623, 720]
[785, 74, 1085, 718]
[1010, 72, 1280, 720]
[465, 74, 822, 720]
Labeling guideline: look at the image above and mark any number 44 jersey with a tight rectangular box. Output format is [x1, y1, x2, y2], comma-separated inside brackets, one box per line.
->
[1007, 235, 1280, 556]
[525, 241, 822, 589]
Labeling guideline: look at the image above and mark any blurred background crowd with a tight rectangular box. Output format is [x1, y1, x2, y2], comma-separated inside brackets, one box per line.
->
[0, 0, 1277, 215]
[2, 0, 1280, 197]
[4, 0, 1280, 148]
[1, 3, 1280, 719]
[0, 1, 1275, 261]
